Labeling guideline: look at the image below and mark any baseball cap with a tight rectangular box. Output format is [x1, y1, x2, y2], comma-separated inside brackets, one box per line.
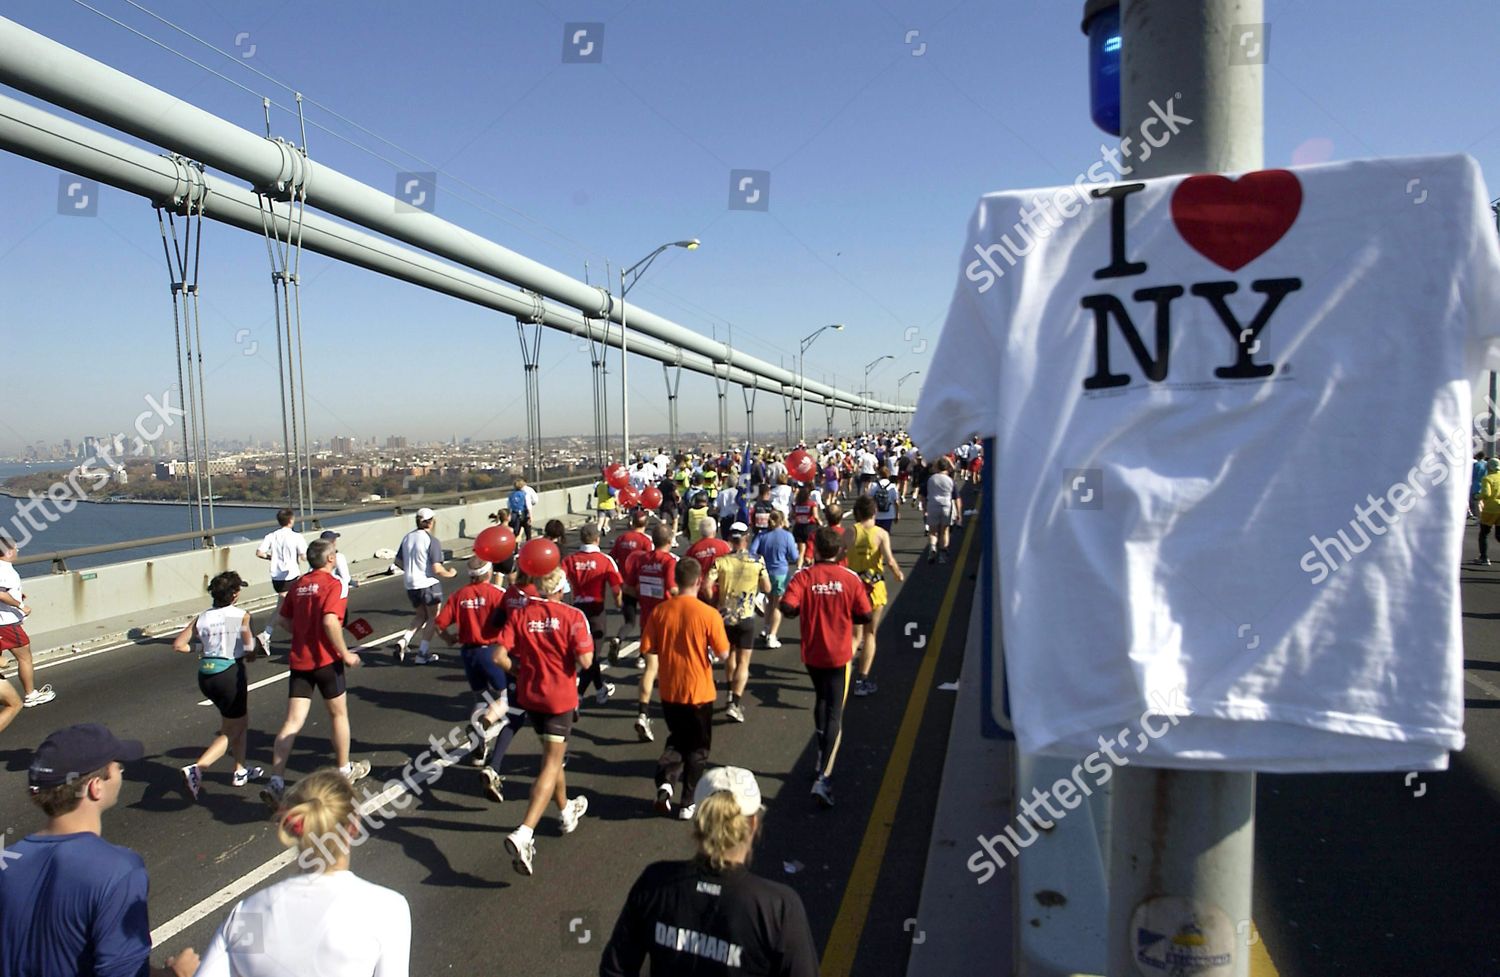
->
[415, 507, 437, 522]
[727, 521, 749, 539]
[693, 766, 762, 816]
[29, 723, 144, 791]
[319, 530, 340, 541]
[467, 555, 493, 576]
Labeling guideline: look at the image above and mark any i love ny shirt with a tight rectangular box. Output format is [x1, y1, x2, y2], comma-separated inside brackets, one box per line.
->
[912, 154, 1500, 771]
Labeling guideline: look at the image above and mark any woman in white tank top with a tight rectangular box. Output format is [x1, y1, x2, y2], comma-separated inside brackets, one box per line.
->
[171, 571, 263, 801]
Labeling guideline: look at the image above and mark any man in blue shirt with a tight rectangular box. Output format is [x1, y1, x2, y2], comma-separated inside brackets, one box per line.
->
[0, 724, 198, 977]
[751, 511, 800, 649]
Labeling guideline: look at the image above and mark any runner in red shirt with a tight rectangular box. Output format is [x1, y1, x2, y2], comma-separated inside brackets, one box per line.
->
[495, 567, 594, 877]
[609, 511, 654, 658]
[435, 556, 516, 800]
[623, 523, 678, 743]
[684, 522, 731, 606]
[261, 540, 366, 810]
[779, 527, 872, 810]
[563, 524, 624, 705]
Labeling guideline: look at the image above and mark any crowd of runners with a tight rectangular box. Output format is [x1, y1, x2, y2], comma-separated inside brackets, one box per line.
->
[0, 430, 979, 976]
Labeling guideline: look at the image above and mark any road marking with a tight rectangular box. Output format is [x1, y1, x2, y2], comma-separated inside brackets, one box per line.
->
[820, 503, 981, 976]
[1465, 669, 1500, 699]
[196, 629, 407, 705]
[1250, 920, 1280, 976]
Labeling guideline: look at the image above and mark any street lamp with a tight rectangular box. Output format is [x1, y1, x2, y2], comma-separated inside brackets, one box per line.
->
[863, 355, 894, 434]
[618, 239, 699, 461]
[896, 370, 921, 405]
[799, 323, 845, 445]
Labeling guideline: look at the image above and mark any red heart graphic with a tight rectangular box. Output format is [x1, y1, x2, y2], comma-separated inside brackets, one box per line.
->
[1170, 169, 1302, 272]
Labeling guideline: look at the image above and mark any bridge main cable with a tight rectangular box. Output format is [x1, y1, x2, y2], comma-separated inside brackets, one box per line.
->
[0, 15, 904, 417]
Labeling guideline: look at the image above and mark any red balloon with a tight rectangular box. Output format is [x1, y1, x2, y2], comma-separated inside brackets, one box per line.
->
[474, 525, 516, 564]
[617, 485, 640, 508]
[641, 486, 663, 509]
[517, 538, 561, 577]
[604, 462, 630, 491]
[787, 449, 816, 482]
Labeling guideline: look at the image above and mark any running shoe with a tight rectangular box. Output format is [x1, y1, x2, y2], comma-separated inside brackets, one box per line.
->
[726, 702, 746, 723]
[927, 549, 937, 565]
[676, 802, 697, 821]
[635, 714, 655, 742]
[181, 764, 201, 801]
[505, 830, 536, 876]
[394, 638, 408, 664]
[343, 760, 372, 784]
[938, 551, 949, 564]
[256, 632, 272, 658]
[468, 733, 490, 768]
[413, 650, 438, 665]
[22, 685, 55, 707]
[812, 776, 835, 809]
[608, 637, 622, 666]
[260, 778, 286, 812]
[854, 678, 878, 697]
[232, 765, 264, 788]
[654, 784, 674, 816]
[595, 683, 616, 706]
[559, 795, 589, 835]
[634, 654, 647, 670]
[481, 768, 505, 803]
[765, 635, 782, 649]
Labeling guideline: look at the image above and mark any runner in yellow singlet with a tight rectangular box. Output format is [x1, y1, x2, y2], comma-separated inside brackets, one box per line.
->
[845, 495, 904, 698]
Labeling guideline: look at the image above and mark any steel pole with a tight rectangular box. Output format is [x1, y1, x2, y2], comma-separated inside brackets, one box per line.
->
[620, 269, 630, 462]
[1107, 4, 1261, 976]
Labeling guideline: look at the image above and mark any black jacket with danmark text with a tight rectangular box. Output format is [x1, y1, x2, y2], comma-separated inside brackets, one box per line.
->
[599, 858, 818, 977]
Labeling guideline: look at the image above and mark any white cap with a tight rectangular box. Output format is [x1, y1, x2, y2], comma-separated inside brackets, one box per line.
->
[466, 555, 493, 576]
[415, 507, 436, 522]
[693, 766, 763, 816]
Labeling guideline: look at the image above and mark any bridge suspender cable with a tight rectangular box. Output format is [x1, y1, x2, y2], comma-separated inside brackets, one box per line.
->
[255, 96, 315, 520]
[154, 156, 214, 540]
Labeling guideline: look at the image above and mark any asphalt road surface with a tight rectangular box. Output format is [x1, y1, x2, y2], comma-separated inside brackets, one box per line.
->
[0, 501, 976, 977]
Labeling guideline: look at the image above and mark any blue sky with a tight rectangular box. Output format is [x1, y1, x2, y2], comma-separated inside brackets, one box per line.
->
[2, 0, 1499, 453]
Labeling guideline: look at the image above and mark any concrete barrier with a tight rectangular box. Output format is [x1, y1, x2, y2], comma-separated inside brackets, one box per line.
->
[17, 482, 595, 648]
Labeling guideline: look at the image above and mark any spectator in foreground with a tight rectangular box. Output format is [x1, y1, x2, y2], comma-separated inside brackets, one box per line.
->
[196, 767, 412, 976]
[0, 723, 199, 976]
[599, 766, 818, 977]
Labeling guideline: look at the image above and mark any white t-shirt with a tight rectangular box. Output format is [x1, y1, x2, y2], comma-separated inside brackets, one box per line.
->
[196, 870, 410, 977]
[769, 484, 794, 516]
[912, 154, 1500, 772]
[258, 526, 307, 581]
[0, 561, 24, 626]
[196, 606, 248, 662]
[397, 529, 444, 591]
[332, 553, 353, 599]
[858, 452, 878, 476]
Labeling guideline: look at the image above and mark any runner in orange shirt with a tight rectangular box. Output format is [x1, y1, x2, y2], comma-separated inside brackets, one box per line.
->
[641, 559, 729, 820]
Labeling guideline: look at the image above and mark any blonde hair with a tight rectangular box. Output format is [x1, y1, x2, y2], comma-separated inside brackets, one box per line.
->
[536, 567, 566, 596]
[278, 768, 359, 869]
[692, 790, 757, 871]
[768, 510, 786, 529]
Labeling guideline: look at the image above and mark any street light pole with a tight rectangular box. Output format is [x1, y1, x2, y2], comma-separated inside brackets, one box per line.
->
[863, 355, 894, 435]
[897, 370, 921, 409]
[618, 239, 700, 462]
[800, 323, 845, 446]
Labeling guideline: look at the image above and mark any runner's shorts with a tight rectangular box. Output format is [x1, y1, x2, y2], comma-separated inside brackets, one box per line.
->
[621, 594, 639, 626]
[406, 583, 444, 608]
[769, 573, 790, 598]
[528, 709, 574, 743]
[580, 607, 607, 639]
[289, 661, 347, 700]
[724, 619, 757, 651]
[198, 662, 249, 719]
[271, 577, 299, 594]
[460, 644, 509, 694]
[0, 623, 29, 652]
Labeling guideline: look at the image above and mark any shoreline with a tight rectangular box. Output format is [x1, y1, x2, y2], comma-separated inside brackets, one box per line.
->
[0, 489, 286, 509]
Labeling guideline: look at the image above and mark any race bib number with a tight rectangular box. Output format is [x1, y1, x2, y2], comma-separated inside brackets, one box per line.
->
[640, 576, 665, 600]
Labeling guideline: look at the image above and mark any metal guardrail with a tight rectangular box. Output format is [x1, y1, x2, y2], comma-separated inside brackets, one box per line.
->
[15, 473, 595, 573]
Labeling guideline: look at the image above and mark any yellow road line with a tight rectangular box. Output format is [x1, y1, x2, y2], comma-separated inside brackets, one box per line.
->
[819, 500, 982, 976]
[1250, 921, 1279, 976]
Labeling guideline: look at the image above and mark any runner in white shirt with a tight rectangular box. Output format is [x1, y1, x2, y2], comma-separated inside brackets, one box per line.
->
[196, 769, 411, 977]
[320, 531, 355, 599]
[171, 571, 263, 800]
[0, 535, 53, 708]
[393, 508, 456, 664]
[255, 508, 308, 656]
[769, 474, 794, 518]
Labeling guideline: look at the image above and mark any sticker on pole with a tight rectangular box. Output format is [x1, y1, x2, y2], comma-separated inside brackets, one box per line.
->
[1131, 897, 1234, 977]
